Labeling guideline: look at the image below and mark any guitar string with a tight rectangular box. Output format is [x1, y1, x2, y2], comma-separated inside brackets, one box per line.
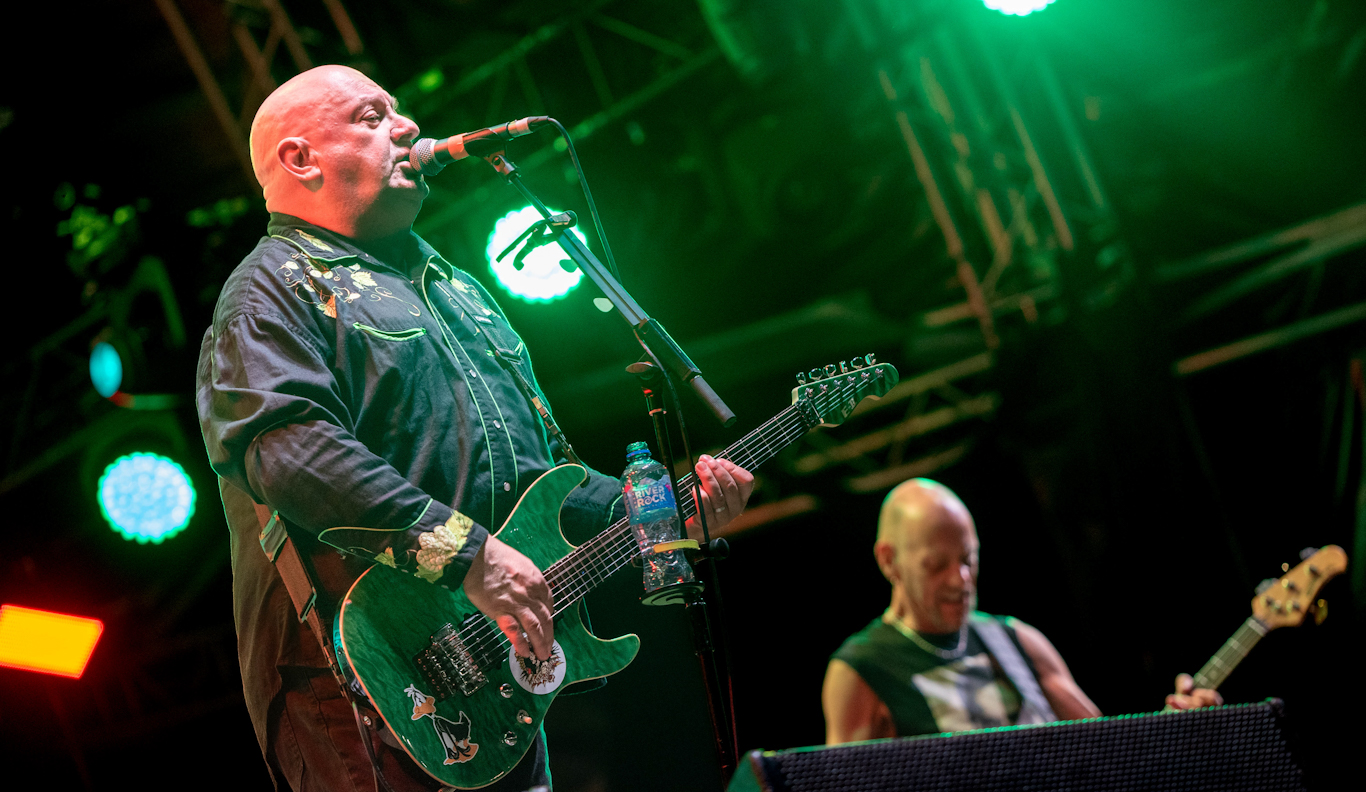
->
[450, 371, 885, 666]
[452, 371, 881, 665]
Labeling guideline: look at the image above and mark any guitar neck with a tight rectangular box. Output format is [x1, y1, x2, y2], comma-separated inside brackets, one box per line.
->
[1191, 617, 1268, 691]
[543, 400, 815, 613]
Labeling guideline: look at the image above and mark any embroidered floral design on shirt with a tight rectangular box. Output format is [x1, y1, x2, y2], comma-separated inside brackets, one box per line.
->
[349, 266, 377, 289]
[295, 229, 335, 252]
[274, 252, 421, 317]
[415, 512, 474, 583]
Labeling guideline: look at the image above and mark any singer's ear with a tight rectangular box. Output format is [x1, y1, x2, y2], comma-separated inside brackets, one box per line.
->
[276, 137, 322, 183]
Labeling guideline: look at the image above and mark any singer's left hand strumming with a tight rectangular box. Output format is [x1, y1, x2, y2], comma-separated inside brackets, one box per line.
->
[687, 454, 755, 538]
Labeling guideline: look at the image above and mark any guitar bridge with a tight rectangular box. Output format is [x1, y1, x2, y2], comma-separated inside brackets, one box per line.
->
[414, 621, 487, 698]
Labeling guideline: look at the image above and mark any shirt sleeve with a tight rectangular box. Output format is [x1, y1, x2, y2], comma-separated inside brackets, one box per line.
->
[197, 310, 486, 587]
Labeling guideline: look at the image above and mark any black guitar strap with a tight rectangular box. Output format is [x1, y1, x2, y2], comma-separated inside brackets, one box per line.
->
[254, 501, 397, 792]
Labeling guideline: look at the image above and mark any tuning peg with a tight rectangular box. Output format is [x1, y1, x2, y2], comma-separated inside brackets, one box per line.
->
[795, 372, 808, 385]
[1281, 562, 1290, 572]
[1313, 599, 1328, 625]
[1299, 547, 1317, 561]
[1255, 578, 1277, 595]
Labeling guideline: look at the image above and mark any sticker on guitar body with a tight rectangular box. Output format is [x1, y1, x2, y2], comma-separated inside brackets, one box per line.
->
[510, 639, 566, 695]
[404, 684, 479, 765]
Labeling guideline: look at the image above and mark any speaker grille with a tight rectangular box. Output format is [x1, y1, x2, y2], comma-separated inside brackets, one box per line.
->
[742, 700, 1305, 792]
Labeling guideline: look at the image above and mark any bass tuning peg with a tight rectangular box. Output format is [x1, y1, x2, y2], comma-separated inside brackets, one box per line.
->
[1299, 547, 1317, 561]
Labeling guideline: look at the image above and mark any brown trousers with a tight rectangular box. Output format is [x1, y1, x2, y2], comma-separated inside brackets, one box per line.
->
[265, 667, 551, 792]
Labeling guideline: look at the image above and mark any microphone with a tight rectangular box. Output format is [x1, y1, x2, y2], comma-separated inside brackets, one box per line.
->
[409, 116, 551, 175]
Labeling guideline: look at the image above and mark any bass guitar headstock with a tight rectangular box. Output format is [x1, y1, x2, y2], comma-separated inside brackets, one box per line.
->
[791, 354, 899, 428]
[1251, 545, 1347, 630]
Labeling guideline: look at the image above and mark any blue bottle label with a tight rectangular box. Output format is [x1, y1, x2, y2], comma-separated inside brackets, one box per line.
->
[627, 479, 675, 519]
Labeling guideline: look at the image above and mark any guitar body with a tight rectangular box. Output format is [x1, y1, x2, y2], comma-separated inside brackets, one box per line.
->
[337, 464, 641, 789]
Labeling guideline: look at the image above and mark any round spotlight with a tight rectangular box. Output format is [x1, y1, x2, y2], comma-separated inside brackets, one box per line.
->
[983, 0, 1056, 17]
[89, 341, 123, 398]
[96, 452, 196, 544]
[485, 206, 586, 303]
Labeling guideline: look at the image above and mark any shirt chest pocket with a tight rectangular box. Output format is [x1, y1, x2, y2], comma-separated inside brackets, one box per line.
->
[342, 318, 435, 387]
[353, 323, 428, 343]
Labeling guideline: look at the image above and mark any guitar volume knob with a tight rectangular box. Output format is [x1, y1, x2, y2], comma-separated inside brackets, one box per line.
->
[499, 683, 514, 698]
[503, 731, 517, 746]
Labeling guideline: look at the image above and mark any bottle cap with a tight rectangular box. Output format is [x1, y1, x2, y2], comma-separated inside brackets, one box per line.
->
[625, 441, 651, 462]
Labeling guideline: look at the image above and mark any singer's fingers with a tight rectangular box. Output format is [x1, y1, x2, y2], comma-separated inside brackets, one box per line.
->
[497, 614, 532, 658]
[516, 605, 553, 661]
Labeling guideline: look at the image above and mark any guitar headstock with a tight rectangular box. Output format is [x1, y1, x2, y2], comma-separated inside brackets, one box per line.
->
[1251, 545, 1348, 630]
[791, 354, 899, 428]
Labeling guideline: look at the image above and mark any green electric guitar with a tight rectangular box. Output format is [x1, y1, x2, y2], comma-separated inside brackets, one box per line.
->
[335, 356, 898, 788]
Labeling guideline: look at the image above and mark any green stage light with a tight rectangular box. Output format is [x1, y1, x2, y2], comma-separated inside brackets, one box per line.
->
[96, 452, 196, 544]
[983, 0, 1056, 17]
[89, 341, 123, 398]
[485, 207, 586, 303]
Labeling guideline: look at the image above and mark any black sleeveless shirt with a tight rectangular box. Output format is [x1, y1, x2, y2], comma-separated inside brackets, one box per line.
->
[831, 612, 1044, 736]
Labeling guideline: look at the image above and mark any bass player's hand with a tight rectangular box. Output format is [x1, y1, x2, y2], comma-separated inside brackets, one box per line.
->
[462, 535, 554, 660]
[1165, 673, 1223, 710]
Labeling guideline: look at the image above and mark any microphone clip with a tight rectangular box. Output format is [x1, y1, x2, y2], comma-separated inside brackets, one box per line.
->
[496, 211, 579, 271]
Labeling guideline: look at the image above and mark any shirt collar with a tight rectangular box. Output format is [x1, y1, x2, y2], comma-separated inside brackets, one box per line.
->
[265, 213, 455, 279]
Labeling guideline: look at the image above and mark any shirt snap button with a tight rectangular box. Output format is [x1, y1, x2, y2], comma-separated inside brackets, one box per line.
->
[503, 482, 511, 492]
[493, 420, 501, 429]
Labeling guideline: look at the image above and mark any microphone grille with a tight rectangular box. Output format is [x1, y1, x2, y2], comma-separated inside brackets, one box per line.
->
[410, 138, 444, 175]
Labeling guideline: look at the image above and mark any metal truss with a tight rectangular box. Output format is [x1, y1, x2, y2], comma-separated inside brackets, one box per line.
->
[153, 0, 366, 186]
[411, 0, 721, 236]
[767, 3, 1130, 497]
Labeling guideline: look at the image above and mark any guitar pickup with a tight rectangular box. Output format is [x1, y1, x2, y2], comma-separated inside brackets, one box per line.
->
[414, 622, 487, 699]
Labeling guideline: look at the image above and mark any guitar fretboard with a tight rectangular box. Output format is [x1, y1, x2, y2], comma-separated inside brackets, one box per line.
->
[1191, 617, 1267, 691]
[541, 398, 817, 613]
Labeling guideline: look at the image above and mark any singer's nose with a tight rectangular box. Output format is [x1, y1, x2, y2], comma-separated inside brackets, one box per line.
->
[393, 112, 420, 144]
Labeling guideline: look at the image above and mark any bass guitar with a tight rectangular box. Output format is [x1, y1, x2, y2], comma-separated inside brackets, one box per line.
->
[1190, 545, 1347, 692]
[336, 356, 898, 788]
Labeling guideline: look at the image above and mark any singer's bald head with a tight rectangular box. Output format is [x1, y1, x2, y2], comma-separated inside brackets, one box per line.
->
[247, 64, 426, 239]
[249, 65, 378, 193]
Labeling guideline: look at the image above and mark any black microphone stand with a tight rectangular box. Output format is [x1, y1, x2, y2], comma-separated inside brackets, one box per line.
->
[470, 141, 741, 784]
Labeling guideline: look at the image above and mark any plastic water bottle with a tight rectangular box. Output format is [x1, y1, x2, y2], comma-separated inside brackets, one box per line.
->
[622, 441, 696, 595]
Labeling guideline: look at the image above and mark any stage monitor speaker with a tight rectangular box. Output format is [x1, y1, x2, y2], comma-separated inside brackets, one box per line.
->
[728, 700, 1306, 792]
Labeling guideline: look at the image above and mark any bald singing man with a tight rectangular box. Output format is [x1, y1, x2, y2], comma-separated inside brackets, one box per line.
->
[197, 65, 751, 791]
[822, 479, 1218, 744]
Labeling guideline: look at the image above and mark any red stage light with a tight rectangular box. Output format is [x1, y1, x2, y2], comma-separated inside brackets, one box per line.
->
[0, 605, 104, 678]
